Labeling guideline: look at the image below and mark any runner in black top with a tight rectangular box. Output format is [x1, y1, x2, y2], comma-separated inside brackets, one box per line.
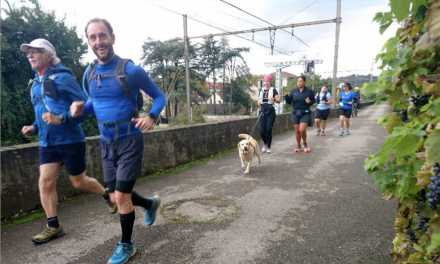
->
[282, 75, 315, 153]
[258, 74, 281, 154]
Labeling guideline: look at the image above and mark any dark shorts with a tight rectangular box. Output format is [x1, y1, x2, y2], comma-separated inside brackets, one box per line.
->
[39, 142, 86, 176]
[315, 109, 330, 120]
[291, 112, 311, 125]
[339, 108, 352, 118]
[100, 133, 144, 193]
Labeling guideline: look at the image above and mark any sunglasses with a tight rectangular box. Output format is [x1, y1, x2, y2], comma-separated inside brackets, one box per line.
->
[25, 49, 44, 56]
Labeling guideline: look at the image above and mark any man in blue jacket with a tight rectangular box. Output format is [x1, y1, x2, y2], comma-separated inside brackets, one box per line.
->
[20, 38, 116, 244]
[70, 18, 166, 264]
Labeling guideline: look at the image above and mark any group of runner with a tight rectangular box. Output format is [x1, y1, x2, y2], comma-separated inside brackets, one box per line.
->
[258, 75, 360, 153]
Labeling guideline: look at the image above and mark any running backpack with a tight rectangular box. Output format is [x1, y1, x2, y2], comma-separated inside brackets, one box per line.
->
[83, 58, 144, 118]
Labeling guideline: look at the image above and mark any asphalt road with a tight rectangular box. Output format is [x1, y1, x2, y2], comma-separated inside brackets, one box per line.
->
[1, 103, 396, 264]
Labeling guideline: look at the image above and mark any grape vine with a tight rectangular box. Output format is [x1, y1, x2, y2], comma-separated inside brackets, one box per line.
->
[363, 0, 440, 262]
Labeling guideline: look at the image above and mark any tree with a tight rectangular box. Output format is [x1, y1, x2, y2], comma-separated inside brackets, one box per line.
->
[196, 36, 223, 115]
[1, 0, 97, 146]
[362, 0, 440, 262]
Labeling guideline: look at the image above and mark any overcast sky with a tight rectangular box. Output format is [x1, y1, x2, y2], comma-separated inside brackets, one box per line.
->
[6, 0, 398, 78]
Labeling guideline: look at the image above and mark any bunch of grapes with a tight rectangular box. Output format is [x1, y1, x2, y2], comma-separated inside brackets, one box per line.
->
[405, 218, 418, 243]
[411, 95, 430, 115]
[415, 198, 430, 232]
[426, 163, 440, 209]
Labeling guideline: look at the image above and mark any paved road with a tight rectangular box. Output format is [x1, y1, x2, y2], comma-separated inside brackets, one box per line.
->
[1, 103, 396, 264]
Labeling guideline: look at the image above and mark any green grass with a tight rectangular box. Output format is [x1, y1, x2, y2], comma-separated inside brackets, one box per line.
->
[1, 212, 46, 229]
[137, 148, 237, 182]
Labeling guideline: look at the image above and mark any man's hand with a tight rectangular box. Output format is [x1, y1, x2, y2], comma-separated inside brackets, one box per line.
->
[42, 112, 62, 125]
[360, 98, 363, 101]
[305, 97, 311, 104]
[132, 116, 154, 132]
[348, 102, 353, 105]
[22, 126, 36, 136]
[71, 101, 85, 117]
[282, 91, 289, 96]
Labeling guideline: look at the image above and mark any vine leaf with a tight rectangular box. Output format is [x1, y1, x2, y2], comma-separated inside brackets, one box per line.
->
[382, 133, 419, 158]
[425, 129, 440, 163]
[425, 1, 440, 41]
[390, 0, 412, 22]
[426, 233, 440, 254]
[374, 171, 394, 191]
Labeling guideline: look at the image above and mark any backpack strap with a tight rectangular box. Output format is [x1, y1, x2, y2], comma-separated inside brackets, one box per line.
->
[114, 58, 139, 118]
[84, 60, 99, 97]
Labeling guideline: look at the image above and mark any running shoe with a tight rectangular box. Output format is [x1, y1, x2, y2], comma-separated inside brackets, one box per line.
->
[266, 148, 271, 154]
[339, 130, 344, 136]
[31, 225, 65, 244]
[346, 130, 350, 135]
[144, 195, 161, 226]
[316, 129, 321, 136]
[108, 241, 136, 264]
[294, 146, 301, 152]
[321, 131, 325, 136]
[304, 145, 310, 153]
[261, 144, 267, 153]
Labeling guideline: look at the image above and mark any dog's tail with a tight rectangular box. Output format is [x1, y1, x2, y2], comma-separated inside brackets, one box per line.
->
[238, 134, 251, 140]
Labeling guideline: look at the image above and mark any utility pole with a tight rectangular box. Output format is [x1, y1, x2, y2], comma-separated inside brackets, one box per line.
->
[183, 15, 191, 125]
[265, 59, 323, 114]
[370, 58, 374, 82]
[331, 0, 341, 108]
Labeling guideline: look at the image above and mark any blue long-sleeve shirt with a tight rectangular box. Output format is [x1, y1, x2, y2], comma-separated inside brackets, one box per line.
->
[29, 63, 87, 147]
[81, 56, 166, 142]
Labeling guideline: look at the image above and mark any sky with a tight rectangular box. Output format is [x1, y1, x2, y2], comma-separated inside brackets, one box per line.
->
[4, 0, 399, 78]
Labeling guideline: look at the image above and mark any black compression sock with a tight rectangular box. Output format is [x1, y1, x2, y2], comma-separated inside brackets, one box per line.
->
[103, 189, 110, 200]
[131, 191, 152, 210]
[47, 216, 59, 228]
[120, 211, 135, 244]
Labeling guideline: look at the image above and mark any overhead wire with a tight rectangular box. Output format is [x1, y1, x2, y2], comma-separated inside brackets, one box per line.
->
[148, 1, 296, 56]
[279, 0, 319, 25]
[219, 0, 311, 48]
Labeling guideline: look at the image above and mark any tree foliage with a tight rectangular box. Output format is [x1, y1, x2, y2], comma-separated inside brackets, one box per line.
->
[363, 0, 440, 262]
[1, 0, 98, 146]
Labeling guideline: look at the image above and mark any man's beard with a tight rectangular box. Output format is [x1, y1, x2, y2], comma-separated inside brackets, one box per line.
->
[93, 44, 115, 63]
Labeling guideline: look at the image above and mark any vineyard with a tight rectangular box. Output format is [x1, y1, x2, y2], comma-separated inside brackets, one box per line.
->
[363, 0, 440, 262]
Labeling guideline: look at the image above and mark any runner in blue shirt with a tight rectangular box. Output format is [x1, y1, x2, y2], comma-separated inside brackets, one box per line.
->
[314, 84, 332, 136]
[338, 82, 357, 136]
[70, 18, 166, 264]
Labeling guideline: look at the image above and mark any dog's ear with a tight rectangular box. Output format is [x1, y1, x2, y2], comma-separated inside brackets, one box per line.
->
[237, 143, 240, 150]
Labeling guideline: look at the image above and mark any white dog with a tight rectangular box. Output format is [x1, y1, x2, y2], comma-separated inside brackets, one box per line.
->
[237, 134, 261, 174]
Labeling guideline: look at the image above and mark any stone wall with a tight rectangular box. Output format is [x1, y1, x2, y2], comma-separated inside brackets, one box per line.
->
[1, 102, 374, 217]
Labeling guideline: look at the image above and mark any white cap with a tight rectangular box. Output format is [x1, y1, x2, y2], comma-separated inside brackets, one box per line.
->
[20, 38, 56, 55]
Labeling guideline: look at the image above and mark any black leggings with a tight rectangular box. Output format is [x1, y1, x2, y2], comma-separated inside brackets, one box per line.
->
[259, 109, 276, 148]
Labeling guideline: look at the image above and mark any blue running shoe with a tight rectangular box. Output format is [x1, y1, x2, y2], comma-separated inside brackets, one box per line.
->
[339, 130, 344, 136]
[346, 130, 350, 135]
[108, 241, 136, 264]
[144, 195, 161, 226]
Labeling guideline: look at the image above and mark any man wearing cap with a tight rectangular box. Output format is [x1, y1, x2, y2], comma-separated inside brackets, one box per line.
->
[21, 38, 116, 244]
[354, 87, 362, 110]
[314, 84, 332, 136]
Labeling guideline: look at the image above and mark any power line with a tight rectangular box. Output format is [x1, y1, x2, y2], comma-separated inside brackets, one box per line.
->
[219, 0, 311, 48]
[148, 1, 296, 56]
[279, 0, 319, 25]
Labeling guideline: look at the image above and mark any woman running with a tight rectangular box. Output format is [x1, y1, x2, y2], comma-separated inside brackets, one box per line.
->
[282, 76, 315, 152]
[258, 74, 281, 154]
[338, 82, 357, 136]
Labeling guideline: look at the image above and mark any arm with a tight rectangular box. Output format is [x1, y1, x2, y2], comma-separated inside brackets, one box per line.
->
[308, 90, 316, 105]
[283, 91, 293, 104]
[129, 65, 166, 132]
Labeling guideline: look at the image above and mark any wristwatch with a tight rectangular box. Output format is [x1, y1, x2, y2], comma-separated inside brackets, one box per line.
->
[57, 114, 64, 121]
[148, 113, 156, 119]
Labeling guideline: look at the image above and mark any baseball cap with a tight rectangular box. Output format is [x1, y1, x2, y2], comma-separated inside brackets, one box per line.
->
[322, 84, 328, 88]
[20, 38, 56, 55]
[355, 87, 360, 90]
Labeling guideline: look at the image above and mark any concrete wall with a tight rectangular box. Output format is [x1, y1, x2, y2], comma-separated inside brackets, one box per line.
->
[1, 102, 374, 217]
